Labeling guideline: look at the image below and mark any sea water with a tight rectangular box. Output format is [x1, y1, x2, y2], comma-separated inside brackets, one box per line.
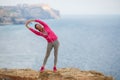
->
[0, 15, 120, 80]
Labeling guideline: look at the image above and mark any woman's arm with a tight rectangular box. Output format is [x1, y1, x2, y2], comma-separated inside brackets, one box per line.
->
[29, 28, 43, 36]
[25, 20, 43, 36]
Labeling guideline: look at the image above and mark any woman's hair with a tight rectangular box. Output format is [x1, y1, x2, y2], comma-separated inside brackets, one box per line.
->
[35, 24, 38, 29]
[34, 24, 44, 32]
[35, 24, 43, 29]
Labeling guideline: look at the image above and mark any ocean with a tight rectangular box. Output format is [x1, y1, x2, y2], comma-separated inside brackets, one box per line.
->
[0, 15, 120, 80]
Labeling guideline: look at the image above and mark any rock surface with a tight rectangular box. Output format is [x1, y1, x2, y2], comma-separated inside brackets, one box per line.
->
[0, 68, 114, 80]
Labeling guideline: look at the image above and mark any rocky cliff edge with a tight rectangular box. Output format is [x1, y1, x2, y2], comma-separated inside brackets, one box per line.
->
[0, 68, 114, 80]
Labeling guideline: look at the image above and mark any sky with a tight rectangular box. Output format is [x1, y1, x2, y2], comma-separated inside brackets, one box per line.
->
[0, 0, 120, 15]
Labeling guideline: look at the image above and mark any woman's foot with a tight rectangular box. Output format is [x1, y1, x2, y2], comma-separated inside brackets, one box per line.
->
[53, 66, 57, 72]
[40, 66, 45, 72]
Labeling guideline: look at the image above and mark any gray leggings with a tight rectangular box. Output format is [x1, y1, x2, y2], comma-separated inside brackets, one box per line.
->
[43, 40, 59, 66]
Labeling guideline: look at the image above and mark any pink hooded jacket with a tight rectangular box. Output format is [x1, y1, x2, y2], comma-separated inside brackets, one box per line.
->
[28, 19, 58, 43]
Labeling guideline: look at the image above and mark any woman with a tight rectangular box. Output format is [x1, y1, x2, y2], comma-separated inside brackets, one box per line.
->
[25, 19, 59, 72]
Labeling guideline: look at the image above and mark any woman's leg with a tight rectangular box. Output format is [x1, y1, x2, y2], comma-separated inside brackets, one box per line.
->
[43, 43, 53, 66]
[53, 40, 59, 66]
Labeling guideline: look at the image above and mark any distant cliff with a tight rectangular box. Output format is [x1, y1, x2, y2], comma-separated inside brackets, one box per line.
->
[0, 68, 114, 80]
[0, 4, 60, 25]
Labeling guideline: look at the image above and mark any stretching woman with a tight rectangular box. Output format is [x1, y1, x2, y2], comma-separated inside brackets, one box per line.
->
[25, 19, 59, 72]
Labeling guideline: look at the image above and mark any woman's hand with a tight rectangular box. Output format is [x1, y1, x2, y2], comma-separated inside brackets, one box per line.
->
[25, 21, 29, 28]
[25, 20, 35, 28]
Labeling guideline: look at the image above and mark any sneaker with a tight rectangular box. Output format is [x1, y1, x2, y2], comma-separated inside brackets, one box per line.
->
[53, 66, 57, 72]
[40, 66, 45, 72]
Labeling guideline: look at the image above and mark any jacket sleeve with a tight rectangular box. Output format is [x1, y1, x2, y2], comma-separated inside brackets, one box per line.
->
[29, 28, 43, 36]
